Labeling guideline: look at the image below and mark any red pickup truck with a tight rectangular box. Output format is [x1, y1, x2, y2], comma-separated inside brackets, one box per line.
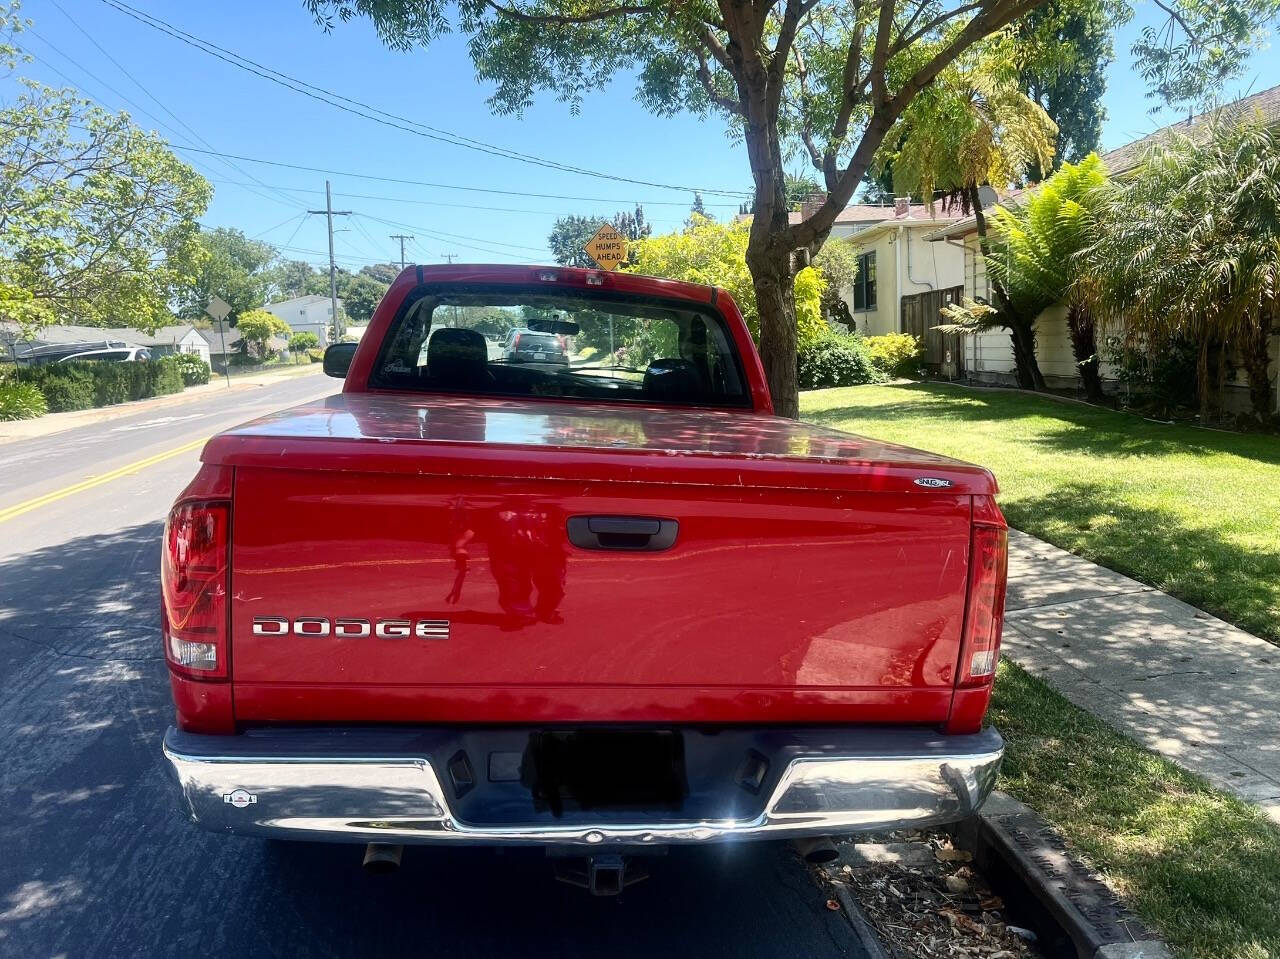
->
[162, 265, 1006, 891]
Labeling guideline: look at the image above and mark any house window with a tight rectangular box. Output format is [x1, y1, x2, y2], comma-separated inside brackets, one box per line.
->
[853, 251, 877, 311]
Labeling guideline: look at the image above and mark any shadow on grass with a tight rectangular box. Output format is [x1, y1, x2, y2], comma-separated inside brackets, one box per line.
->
[1005, 480, 1280, 644]
[991, 661, 1280, 958]
[805, 382, 1280, 466]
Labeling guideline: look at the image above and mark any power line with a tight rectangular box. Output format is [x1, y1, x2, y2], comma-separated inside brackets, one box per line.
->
[18, 31, 303, 214]
[200, 178, 741, 211]
[356, 213, 548, 255]
[43, 0, 303, 212]
[95, 0, 752, 198]
[250, 211, 308, 240]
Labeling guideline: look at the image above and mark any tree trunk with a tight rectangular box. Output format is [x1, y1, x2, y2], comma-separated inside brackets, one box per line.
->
[969, 182, 1045, 391]
[1065, 301, 1105, 403]
[1008, 325, 1040, 390]
[750, 246, 800, 418]
[1241, 315, 1276, 423]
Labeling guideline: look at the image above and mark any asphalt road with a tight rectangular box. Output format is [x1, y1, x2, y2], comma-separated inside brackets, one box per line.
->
[0, 373, 872, 959]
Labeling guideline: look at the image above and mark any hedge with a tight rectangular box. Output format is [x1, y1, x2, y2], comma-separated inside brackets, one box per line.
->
[19, 356, 185, 413]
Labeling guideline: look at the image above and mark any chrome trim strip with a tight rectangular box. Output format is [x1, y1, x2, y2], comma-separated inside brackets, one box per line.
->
[163, 730, 1002, 845]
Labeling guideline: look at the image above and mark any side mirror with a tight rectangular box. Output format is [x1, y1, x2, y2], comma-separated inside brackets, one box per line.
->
[323, 342, 358, 378]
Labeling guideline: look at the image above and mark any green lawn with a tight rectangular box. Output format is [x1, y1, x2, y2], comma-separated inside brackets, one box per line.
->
[802, 383, 1280, 957]
[801, 383, 1280, 644]
[992, 662, 1280, 959]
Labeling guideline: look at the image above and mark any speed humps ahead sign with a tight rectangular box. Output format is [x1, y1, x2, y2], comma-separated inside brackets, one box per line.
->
[584, 223, 628, 271]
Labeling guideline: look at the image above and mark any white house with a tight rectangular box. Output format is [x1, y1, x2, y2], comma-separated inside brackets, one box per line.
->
[264, 294, 343, 345]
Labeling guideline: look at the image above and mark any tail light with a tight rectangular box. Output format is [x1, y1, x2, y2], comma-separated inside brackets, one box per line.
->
[513, 333, 524, 350]
[957, 524, 1007, 687]
[162, 501, 229, 680]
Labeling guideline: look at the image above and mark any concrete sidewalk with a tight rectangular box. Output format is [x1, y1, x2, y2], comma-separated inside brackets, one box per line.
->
[0, 363, 323, 443]
[1004, 529, 1280, 824]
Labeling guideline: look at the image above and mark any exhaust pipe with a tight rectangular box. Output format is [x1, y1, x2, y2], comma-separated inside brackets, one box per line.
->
[793, 836, 839, 864]
[362, 843, 404, 873]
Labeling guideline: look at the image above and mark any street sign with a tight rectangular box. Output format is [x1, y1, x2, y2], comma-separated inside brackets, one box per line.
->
[205, 295, 232, 322]
[584, 224, 628, 271]
[204, 296, 233, 388]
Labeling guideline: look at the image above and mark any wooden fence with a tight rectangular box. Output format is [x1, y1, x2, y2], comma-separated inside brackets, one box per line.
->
[901, 285, 965, 374]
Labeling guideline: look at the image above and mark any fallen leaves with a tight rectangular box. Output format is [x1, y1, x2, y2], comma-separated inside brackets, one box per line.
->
[821, 830, 1043, 958]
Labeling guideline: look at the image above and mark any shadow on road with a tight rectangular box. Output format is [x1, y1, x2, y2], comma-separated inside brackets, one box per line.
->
[0, 522, 865, 958]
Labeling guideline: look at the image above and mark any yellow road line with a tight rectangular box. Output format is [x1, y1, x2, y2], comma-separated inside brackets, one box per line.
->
[0, 436, 210, 524]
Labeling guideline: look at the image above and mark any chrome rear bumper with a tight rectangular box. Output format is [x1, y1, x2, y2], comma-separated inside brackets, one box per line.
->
[163, 725, 1002, 845]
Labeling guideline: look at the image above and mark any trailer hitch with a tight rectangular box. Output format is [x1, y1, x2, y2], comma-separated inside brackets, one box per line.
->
[553, 854, 649, 896]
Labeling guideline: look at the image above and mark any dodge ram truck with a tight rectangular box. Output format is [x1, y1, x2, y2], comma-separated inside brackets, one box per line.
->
[162, 264, 1006, 892]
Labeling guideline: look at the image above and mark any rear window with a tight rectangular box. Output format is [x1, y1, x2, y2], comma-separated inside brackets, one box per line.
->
[370, 284, 749, 408]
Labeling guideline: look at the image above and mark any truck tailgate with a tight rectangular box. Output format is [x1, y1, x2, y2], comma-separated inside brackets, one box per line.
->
[215, 394, 989, 725]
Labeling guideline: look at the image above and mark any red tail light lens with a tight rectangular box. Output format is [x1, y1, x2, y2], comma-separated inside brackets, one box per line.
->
[162, 501, 229, 680]
[958, 525, 1007, 687]
[513, 333, 523, 350]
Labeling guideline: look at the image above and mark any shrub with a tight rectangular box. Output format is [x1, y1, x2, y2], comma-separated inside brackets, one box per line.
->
[289, 331, 319, 353]
[1105, 334, 1199, 415]
[174, 352, 211, 386]
[865, 333, 923, 377]
[798, 331, 883, 389]
[0, 381, 48, 420]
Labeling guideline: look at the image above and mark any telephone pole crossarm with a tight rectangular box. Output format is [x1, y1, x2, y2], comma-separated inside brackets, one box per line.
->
[307, 180, 352, 342]
[389, 234, 414, 270]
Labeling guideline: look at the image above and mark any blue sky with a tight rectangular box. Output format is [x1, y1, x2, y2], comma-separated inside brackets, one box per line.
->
[8, 0, 1280, 270]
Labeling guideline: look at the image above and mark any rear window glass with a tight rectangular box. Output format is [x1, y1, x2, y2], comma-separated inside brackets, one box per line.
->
[370, 285, 749, 408]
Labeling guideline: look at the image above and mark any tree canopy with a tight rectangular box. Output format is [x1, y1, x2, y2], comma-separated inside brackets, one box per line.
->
[236, 309, 291, 358]
[1083, 115, 1280, 420]
[548, 207, 651, 267]
[627, 215, 828, 346]
[178, 228, 276, 324]
[0, 82, 210, 335]
[306, 0, 1279, 416]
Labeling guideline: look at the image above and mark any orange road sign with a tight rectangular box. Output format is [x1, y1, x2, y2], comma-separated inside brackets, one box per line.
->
[584, 223, 628, 271]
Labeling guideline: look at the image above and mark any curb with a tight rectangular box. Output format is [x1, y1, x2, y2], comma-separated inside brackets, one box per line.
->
[949, 793, 1171, 959]
[828, 881, 891, 959]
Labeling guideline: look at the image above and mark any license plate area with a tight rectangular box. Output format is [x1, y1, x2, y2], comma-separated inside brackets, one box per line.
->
[522, 730, 688, 817]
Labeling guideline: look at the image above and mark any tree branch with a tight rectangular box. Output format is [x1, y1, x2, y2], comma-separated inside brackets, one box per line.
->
[796, 0, 1046, 248]
[696, 48, 745, 114]
[479, 0, 656, 25]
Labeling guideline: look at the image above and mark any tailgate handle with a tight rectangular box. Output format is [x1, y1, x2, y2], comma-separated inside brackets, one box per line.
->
[567, 516, 679, 551]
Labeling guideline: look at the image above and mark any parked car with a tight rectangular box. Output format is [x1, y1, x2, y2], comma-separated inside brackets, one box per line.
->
[502, 327, 569, 364]
[57, 347, 151, 363]
[161, 264, 1007, 895]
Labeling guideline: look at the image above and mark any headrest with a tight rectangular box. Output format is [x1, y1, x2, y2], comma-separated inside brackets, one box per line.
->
[427, 327, 490, 385]
[643, 358, 704, 403]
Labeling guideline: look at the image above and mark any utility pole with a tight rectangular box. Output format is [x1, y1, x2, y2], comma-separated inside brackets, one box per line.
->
[307, 180, 351, 342]
[441, 253, 458, 264]
[389, 234, 414, 270]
